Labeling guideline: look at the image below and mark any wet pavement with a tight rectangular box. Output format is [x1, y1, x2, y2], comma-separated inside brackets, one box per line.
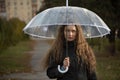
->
[0, 40, 55, 80]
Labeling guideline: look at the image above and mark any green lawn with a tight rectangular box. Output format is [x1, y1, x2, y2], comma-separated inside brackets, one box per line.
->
[96, 54, 120, 80]
[95, 48, 120, 80]
[91, 38, 120, 80]
[0, 40, 33, 75]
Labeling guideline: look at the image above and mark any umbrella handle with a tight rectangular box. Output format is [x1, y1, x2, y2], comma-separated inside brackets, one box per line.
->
[58, 65, 69, 73]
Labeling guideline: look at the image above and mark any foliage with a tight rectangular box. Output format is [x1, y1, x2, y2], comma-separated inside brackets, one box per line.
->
[0, 18, 28, 51]
[116, 39, 120, 52]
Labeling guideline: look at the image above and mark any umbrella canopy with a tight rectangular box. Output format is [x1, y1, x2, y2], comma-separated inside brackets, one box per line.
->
[23, 6, 111, 39]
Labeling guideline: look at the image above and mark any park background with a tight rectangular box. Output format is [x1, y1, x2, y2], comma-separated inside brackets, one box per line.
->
[0, 0, 120, 80]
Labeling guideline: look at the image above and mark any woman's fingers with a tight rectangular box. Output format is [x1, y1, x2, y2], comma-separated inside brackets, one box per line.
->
[63, 57, 70, 68]
[65, 57, 69, 60]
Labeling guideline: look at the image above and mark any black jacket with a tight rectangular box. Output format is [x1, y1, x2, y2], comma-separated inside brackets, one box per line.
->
[47, 41, 97, 80]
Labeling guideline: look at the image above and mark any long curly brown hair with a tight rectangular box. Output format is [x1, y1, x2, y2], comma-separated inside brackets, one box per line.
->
[42, 25, 96, 72]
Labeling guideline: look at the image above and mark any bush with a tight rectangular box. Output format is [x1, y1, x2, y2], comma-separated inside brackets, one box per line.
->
[0, 18, 29, 51]
[116, 38, 120, 52]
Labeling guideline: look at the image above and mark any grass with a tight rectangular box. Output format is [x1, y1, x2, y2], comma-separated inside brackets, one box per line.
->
[93, 43, 120, 80]
[96, 52, 120, 80]
[0, 40, 34, 75]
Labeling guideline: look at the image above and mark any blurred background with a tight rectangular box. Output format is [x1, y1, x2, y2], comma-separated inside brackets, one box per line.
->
[0, 0, 120, 80]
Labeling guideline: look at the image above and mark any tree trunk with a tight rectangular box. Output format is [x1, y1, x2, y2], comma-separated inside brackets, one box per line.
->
[108, 28, 116, 56]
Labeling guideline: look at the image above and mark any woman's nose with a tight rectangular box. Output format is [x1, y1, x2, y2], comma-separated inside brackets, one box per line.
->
[68, 31, 73, 36]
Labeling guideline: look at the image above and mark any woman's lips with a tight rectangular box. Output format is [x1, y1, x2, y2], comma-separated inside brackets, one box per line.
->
[68, 37, 73, 39]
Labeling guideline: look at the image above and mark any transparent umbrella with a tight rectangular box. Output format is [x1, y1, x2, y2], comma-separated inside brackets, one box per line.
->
[23, 1, 110, 39]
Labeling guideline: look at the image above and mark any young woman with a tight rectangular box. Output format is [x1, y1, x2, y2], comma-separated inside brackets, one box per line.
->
[43, 25, 97, 80]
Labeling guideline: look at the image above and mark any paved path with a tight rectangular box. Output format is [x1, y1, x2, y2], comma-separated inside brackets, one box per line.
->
[0, 40, 55, 80]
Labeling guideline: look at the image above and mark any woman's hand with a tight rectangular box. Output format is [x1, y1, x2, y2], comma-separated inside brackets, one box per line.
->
[63, 57, 70, 69]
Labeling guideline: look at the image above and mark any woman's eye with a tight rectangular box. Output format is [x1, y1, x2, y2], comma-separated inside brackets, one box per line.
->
[66, 30, 76, 33]
[66, 30, 70, 32]
[72, 30, 76, 33]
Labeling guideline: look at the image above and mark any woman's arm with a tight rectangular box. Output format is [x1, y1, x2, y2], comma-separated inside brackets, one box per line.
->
[47, 64, 64, 79]
[46, 56, 66, 79]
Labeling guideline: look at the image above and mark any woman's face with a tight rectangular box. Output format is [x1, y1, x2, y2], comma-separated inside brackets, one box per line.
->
[64, 25, 77, 41]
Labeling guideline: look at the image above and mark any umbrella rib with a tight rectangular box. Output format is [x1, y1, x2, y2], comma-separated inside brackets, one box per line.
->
[83, 9, 104, 37]
[96, 26, 104, 37]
